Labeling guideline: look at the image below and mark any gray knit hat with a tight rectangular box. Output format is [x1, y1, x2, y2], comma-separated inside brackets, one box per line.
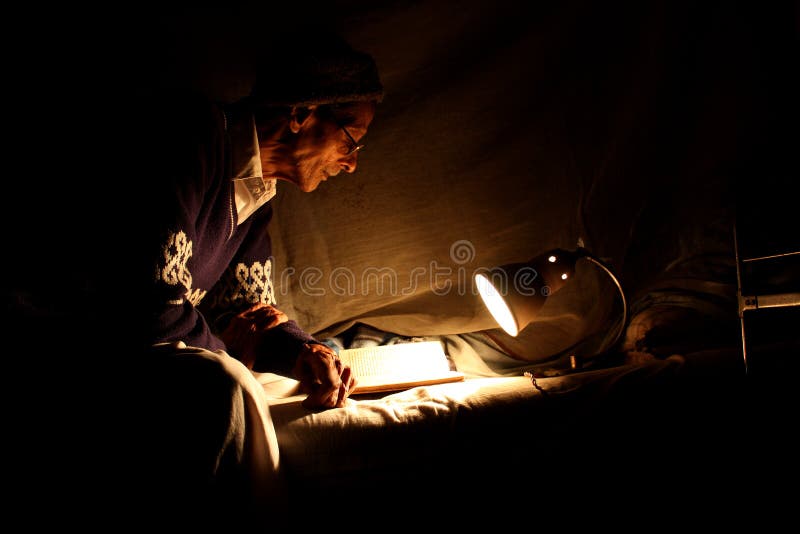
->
[250, 33, 384, 108]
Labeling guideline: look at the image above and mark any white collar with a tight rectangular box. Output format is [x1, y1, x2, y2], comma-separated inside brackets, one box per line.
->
[224, 107, 277, 224]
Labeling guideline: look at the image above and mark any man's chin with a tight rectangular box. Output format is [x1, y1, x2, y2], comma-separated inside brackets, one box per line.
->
[312, 174, 332, 190]
[296, 172, 332, 192]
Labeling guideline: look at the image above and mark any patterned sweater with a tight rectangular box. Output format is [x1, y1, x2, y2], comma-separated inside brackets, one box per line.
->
[131, 93, 315, 374]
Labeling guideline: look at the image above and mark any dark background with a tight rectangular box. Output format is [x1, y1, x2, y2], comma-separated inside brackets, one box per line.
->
[9, 1, 797, 311]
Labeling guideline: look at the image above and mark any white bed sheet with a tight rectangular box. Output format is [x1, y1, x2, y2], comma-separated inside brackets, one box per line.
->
[255, 339, 686, 505]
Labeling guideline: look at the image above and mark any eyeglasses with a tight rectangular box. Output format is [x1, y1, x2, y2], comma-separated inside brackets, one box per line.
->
[338, 123, 365, 157]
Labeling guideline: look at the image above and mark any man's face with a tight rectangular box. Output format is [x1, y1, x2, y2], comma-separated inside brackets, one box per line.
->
[289, 101, 376, 192]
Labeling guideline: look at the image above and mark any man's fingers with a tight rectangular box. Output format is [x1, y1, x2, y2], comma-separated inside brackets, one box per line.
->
[298, 346, 340, 409]
[336, 366, 359, 407]
[296, 344, 363, 410]
[302, 387, 338, 410]
[240, 303, 289, 330]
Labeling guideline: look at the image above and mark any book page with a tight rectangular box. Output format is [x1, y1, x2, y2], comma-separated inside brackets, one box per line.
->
[339, 341, 464, 394]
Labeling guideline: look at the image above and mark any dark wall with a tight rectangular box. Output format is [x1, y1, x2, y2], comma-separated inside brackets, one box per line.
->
[6, 1, 797, 328]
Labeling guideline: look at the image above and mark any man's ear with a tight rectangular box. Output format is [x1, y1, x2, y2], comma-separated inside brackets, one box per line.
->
[289, 105, 317, 133]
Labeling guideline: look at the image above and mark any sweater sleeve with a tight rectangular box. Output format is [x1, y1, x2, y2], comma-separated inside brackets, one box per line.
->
[199, 203, 321, 375]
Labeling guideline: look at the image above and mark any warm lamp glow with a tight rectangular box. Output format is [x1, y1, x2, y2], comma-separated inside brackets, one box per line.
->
[475, 273, 519, 336]
[475, 247, 627, 344]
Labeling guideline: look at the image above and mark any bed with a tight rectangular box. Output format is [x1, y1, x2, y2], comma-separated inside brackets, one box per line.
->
[248, 2, 795, 522]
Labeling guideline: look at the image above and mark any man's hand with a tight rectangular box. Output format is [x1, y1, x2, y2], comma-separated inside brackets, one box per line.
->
[293, 343, 357, 410]
[220, 303, 289, 368]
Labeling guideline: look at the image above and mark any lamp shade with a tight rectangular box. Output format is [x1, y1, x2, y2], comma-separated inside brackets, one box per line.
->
[474, 248, 588, 337]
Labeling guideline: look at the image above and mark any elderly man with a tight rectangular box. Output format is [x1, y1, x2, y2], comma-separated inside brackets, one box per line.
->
[138, 42, 382, 410]
[101, 33, 384, 519]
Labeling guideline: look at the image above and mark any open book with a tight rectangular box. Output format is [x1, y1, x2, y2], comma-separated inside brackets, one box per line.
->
[339, 340, 465, 394]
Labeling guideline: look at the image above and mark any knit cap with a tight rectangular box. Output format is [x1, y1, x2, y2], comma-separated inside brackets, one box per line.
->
[250, 32, 384, 108]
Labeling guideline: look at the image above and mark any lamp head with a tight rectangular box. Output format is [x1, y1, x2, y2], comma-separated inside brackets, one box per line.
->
[474, 248, 589, 336]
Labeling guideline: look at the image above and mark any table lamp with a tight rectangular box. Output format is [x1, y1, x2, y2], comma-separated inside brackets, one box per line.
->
[474, 247, 627, 348]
